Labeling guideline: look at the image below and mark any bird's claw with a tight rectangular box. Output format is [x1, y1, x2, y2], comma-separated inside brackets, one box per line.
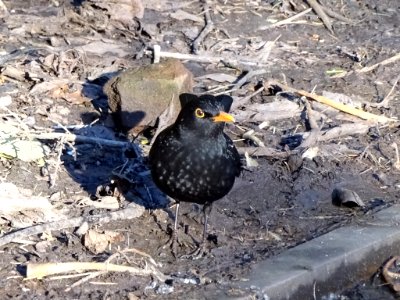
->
[158, 232, 179, 258]
[180, 244, 207, 260]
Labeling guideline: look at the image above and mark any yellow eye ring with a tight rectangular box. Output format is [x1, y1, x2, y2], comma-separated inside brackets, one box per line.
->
[195, 108, 205, 118]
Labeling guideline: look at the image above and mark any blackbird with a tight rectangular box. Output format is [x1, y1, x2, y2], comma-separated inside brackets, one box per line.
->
[149, 93, 241, 257]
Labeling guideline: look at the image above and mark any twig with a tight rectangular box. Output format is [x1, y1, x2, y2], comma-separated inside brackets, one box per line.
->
[237, 147, 290, 158]
[258, 8, 313, 30]
[305, 0, 334, 34]
[391, 142, 400, 170]
[265, 80, 394, 123]
[231, 69, 268, 91]
[297, 89, 393, 123]
[30, 132, 129, 148]
[231, 86, 265, 110]
[321, 6, 353, 23]
[49, 138, 65, 188]
[0, 203, 144, 248]
[283, 122, 371, 142]
[243, 130, 265, 147]
[65, 248, 158, 291]
[382, 256, 400, 292]
[356, 52, 400, 73]
[370, 75, 399, 108]
[26, 261, 169, 282]
[192, 1, 214, 54]
[0, 0, 8, 16]
[148, 47, 270, 68]
[298, 99, 322, 149]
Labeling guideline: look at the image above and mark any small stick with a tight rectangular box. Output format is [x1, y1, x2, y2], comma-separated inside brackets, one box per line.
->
[297, 89, 393, 123]
[146, 48, 269, 68]
[192, 1, 214, 54]
[26, 261, 169, 282]
[66, 247, 157, 291]
[0, 204, 144, 248]
[258, 8, 313, 30]
[382, 256, 400, 292]
[321, 6, 353, 23]
[30, 132, 129, 148]
[356, 52, 400, 73]
[0, 0, 8, 16]
[298, 98, 322, 149]
[265, 80, 394, 123]
[231, 69, 268, 91]
[49, 138, 65, 188]
[391, 142, 400, 170]
[284, 122, 371, 142]
[237, 147, 290, 158]
[370, 75, 399, 108]
[305, 0, 334, 34]
[231, 86, 265, 110]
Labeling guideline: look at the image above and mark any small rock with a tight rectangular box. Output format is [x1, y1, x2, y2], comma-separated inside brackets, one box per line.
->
[287, 154, 303, 172]
[104, 59, 193, 134]
[332, 188, 365, 208]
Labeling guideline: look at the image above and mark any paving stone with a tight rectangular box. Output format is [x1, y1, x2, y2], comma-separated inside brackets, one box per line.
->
[225, 205, 400, 300]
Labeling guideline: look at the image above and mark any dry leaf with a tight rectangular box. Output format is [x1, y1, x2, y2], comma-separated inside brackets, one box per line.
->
[196, 73, 237, 83]
[83, 229, 125, 254]
[30, 79, 70, 95]
[77, 40, 131, 57]
[0, 182, 62, 226]
[170, 9, 204, 23]
[63, 90, 91, 105]
[245, 152, 259, 167]
[91, 0, 144, 22]
[0, 138, 50, 162]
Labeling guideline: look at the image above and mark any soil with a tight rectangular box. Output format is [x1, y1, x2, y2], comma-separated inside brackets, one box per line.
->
[0, 0, 399, 299]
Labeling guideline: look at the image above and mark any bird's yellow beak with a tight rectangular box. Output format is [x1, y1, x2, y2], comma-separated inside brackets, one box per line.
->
[212, 111, 235, 123]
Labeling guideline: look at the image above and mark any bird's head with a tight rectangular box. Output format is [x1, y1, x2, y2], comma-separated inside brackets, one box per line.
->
[175, 94, 235, 136]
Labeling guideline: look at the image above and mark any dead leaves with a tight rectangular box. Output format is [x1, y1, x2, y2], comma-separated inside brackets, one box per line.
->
[0, 182, 62, 227]
[90, 0, 144, 23]
[83, 229, 125, 254]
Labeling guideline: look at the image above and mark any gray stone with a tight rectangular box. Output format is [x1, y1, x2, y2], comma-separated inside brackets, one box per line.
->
[104, 59, 193, 134]
[224, 205, 400, 299]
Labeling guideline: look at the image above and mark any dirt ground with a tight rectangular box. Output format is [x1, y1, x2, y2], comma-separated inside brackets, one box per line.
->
[0, 0, 399, 299]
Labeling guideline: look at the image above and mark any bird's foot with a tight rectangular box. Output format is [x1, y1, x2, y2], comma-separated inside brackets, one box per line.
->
[180, 243, 207, 260]
[158, 232, 179, 258]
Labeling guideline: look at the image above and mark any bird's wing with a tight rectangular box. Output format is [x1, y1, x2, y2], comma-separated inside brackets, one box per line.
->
[224, 134, 242, 176]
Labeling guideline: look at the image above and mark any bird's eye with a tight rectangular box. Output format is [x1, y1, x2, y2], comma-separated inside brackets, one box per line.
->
[195, 108, 205, 118]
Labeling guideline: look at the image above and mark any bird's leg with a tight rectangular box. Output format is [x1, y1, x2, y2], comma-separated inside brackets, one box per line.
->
[171, 202, 180, 256]
[181, 203, 213, 259]
[159, 203, 180, 257]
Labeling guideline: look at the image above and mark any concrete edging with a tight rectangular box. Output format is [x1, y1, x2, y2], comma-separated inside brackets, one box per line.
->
[226, 205, 400, 299]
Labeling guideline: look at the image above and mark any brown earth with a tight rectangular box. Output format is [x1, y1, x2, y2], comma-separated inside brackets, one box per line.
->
[0, 0, 399, 299]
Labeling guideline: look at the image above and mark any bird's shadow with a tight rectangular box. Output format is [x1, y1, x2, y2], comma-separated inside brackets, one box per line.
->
[60, 73, 169, 210]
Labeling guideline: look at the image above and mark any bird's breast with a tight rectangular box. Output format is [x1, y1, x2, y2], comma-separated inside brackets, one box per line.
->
[150, 134, 237, 204]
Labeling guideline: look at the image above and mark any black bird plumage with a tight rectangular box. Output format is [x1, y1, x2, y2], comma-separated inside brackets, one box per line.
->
[149, 93, 241, 257]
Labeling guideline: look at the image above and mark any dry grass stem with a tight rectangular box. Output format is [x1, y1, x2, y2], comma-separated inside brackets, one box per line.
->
[266, 80, 394, 123]
[357, 52, 400, 73]
[149, 46, 270, 68]
[259, 8, 312, 30]
[306, 0, 334, 34]
[0, 204, 144, 248]
[299, 98, 322, 149]
[26, 260, 169, 282]
[192, 1, 214, 54]
[297, 89, 394, 123]
[371, 75, 400, 108]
